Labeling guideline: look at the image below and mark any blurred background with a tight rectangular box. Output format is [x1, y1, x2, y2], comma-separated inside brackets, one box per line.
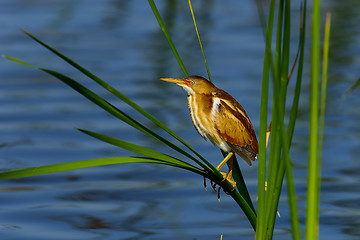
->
[1, 0, 359, 239]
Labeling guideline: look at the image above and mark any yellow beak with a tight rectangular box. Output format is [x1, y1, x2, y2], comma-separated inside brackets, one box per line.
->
[159, 77, 187, 85]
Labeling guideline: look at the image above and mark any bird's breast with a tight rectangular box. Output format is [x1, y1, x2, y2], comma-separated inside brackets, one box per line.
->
[187, 95, 209, 139]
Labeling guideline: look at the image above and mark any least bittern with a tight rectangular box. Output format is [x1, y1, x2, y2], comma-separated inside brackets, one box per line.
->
[160, 75, 258, 187]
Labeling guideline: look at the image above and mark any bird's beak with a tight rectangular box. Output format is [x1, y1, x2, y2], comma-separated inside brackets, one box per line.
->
[160, 77, 188, 86]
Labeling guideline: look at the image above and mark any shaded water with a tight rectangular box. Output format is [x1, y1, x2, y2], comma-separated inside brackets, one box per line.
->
[1, 0, 360, 239]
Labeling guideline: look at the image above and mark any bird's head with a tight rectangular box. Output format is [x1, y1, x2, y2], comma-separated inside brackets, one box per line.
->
[160, 75, 215, 95]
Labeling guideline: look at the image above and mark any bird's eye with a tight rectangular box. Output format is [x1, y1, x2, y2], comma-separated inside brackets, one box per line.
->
[190, 80, 195, 85]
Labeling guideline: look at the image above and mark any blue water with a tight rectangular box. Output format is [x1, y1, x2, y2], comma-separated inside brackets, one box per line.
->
[1, 1, 360, 239]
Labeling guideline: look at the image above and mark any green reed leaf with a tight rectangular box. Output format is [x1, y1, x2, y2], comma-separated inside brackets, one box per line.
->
[256, 0, 276, 238]
[0, 156, 199, 180]
[188, 0, 212, 83]
[148, 0, 189, 76]
[77, 128, 201, 173]
[306, 0, 322, 238]
[285, 2, 307, 239]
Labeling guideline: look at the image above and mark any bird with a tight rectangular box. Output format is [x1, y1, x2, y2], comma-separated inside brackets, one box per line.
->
[160, 75, 258, 187]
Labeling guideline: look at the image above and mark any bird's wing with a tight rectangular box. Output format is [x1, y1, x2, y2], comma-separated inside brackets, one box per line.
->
[211, 91, 258, 164]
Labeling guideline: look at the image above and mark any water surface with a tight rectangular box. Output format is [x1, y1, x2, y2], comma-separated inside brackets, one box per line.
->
[1, 1, 360, 239]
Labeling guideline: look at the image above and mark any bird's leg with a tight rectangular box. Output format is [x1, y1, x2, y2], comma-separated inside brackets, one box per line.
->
[216, 152, 234, 171]
[225, 156, 236, 189]
[216, 152, 236, 189]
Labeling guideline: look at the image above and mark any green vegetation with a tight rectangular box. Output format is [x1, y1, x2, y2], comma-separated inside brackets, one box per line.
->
[1, 0, 331, 239]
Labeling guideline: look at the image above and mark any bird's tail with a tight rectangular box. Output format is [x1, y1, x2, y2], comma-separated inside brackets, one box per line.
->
[227, 142, 257, 166]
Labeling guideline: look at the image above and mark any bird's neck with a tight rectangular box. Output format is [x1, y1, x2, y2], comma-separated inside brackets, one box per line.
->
[187, 94, 214, 137]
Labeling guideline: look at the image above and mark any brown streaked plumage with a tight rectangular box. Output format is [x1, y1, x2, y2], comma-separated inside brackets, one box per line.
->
[160, 75, 258, 181]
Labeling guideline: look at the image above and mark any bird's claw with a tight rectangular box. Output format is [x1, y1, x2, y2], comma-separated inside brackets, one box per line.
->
[202, 171, 237, 201]
[220, 172, 237, 189]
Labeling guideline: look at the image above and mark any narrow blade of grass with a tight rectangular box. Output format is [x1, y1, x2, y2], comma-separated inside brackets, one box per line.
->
[148, 0, 188, 76]
[0, 156, 199, 180]
[275, 0, 300, 239]
[256, 0, 276, 238]
[320, 12, 330, 160]
[285, 2, 307, 239]
[312, 11, 330, 240]
[287, 0, 307, 149]
[306, 0, 321, 238]
[188, 0, 212, 83]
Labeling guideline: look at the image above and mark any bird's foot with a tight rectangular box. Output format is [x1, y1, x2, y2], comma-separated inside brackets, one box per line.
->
[220, 172, 237, 189]
[211, 172, 237, 202]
